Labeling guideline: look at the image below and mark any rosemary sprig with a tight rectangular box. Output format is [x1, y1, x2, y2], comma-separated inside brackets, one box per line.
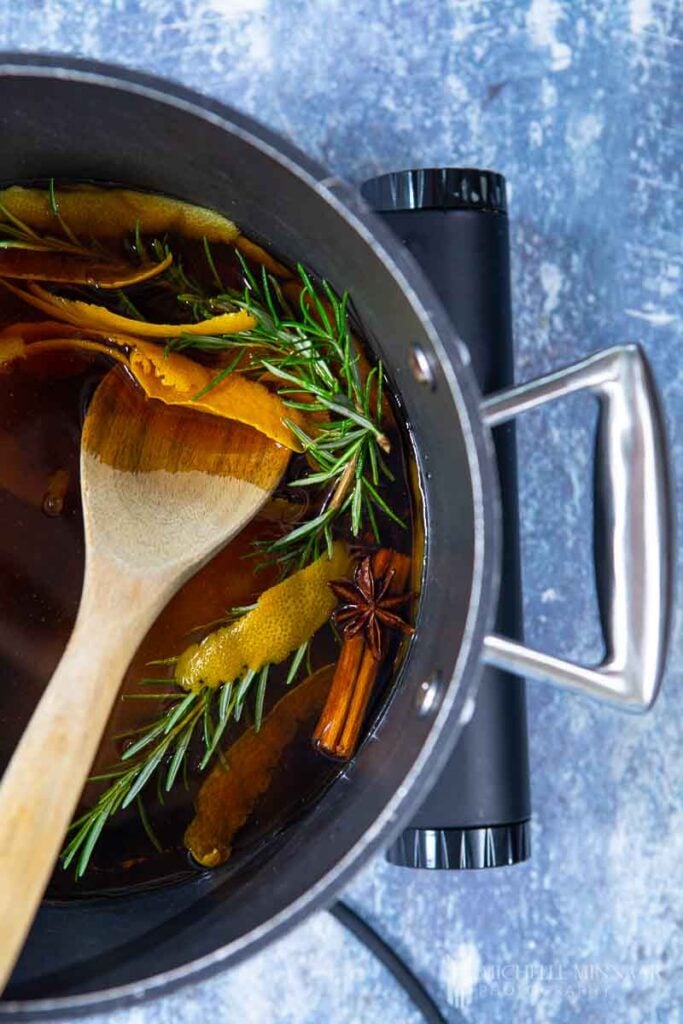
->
[62, 641, 309, 878]
[167, 254, 402, 572]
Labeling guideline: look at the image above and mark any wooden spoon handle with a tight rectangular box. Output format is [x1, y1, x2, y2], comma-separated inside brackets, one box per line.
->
[0, 558, 169, 990]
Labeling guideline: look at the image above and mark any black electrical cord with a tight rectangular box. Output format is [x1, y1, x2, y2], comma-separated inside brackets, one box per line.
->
[330, 900, 466, 1024]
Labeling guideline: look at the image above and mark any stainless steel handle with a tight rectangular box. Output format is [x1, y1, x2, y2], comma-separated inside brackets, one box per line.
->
[480, 344, 674, 710]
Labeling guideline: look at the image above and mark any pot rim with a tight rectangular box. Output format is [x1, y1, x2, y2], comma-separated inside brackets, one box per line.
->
[0, 53, 501, 1018]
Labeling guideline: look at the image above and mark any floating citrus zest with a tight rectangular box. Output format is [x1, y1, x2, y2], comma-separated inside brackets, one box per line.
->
[129, 340, 305, 449]
[0, 330, 305, 450]
[95, 251, 174, 289]
[0, 185, 240, 244]
[0, 279, 256, 337]
[0, 248, 173, 289]
[0, 336, 115, 368]
[0, 321, 125, 368]
[175, 542, 352, 691]
[185, 663, 335, 867]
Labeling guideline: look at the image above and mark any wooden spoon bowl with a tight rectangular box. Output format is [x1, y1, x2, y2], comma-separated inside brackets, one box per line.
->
[0, 367, 289, 987]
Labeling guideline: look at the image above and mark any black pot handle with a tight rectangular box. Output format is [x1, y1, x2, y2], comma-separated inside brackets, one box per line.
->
[481, 344, 675, 710]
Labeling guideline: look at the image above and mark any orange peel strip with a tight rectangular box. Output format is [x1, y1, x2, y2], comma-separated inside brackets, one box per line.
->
[94, 250, 174, 289]
[0, 330, 304, 450]
[185, 663, 335, 867]
[175, 542, 352, 691]
[0, 248, 173, 289]
[0, 186, 239, 244]
[0, 336, 117, 368]
[130, 339, 304, 449]
[0, 280, 256, 338]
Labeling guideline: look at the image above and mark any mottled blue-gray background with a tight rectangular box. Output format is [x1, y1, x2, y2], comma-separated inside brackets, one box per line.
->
[1, 0, 681, 1021]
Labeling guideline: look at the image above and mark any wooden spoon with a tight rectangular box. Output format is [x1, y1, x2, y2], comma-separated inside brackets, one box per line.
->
[0, 367, 289, 987]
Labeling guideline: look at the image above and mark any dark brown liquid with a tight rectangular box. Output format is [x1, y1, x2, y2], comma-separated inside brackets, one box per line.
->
[0, 224, 416, 899]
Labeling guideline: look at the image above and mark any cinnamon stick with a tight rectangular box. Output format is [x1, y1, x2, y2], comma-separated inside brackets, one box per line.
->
[313, 548, 412, 760]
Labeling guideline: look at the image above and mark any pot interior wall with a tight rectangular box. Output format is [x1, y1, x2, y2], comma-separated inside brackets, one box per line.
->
[0, 62, 492, 1012]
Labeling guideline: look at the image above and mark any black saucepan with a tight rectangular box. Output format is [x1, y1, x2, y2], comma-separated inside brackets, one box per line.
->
[0, 55, 674, 1019]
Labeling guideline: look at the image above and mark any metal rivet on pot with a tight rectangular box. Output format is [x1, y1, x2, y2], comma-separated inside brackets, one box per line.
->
[416, 676, 442, 717]
[409, 345, 436, 389]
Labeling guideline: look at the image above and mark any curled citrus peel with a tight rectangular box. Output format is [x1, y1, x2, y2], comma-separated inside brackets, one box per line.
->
[175, 542, 352, 691]
[0, 247, 173, 289]
[0, 336, 115, 367]
[129, 340, 304, 449]
[0, 279, 256, 338]
[94, 251, 175, 289]
[0, 328, 305, 451]
[0, 186, 240, 244]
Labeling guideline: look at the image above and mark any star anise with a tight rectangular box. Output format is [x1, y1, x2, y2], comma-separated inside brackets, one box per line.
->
[329, 554, 415, 660]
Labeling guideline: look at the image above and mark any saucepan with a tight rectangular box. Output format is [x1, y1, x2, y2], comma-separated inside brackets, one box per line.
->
[0, 54, 674, 1019]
